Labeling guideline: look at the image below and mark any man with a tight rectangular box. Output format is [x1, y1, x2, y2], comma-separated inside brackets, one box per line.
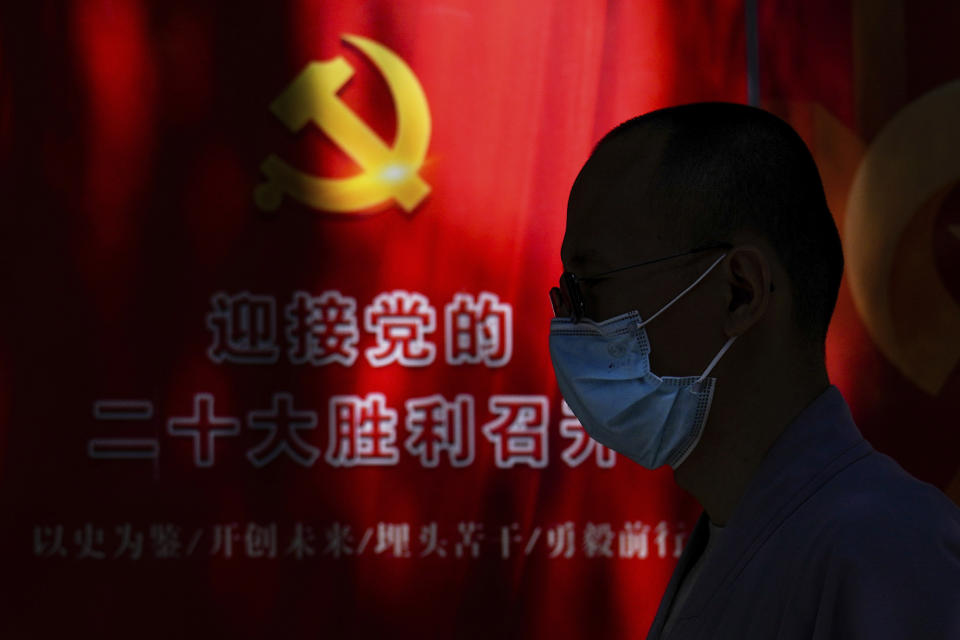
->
[548, 103, 960, 639]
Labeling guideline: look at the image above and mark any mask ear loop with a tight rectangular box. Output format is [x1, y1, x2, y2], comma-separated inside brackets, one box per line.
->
[638, 253, 727, 329]
[697, 335, 737, 382]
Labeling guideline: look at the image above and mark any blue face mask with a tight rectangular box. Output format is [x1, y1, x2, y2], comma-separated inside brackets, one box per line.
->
[548, 254, 736, 469]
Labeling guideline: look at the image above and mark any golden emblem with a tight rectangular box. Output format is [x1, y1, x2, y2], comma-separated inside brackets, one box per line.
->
[255, 34, 431, 214]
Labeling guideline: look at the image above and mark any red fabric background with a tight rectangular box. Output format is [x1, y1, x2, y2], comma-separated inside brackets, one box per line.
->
[0, 1, 956, 638]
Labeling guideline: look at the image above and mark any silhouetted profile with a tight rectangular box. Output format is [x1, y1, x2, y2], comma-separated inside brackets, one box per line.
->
[549, 102, 960, 639]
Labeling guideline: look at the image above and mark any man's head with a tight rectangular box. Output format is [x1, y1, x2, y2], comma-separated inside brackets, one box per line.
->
[560, 102, 843, 372]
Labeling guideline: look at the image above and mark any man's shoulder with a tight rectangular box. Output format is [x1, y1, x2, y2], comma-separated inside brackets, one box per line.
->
[771, 451, 960, 639]
[808, 449, 960, 562]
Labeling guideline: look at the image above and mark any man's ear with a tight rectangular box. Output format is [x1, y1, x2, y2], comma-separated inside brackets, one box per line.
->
[723, 245, 773, 337]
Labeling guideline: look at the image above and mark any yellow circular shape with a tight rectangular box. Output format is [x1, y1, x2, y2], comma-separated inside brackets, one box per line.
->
[845, 80, 960, 395]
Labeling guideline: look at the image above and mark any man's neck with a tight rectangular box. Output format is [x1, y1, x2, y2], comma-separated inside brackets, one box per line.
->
[673, 369, 830, 525]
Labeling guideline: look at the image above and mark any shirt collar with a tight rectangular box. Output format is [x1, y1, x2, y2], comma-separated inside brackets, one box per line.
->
[648, 386, 874, 636]
[726, 385, 869, 530]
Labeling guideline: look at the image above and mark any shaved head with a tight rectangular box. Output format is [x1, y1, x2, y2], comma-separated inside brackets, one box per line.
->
[566, 102, 842, 346]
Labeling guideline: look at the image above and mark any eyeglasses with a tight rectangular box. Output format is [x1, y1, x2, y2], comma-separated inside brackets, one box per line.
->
[549, 243, 733, 322]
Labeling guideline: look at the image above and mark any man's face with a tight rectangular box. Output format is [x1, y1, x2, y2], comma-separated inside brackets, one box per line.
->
[559, 135, 730, 377]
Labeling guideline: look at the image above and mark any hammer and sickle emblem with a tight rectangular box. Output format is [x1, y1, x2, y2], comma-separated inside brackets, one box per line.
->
[255, 34, 431, 214]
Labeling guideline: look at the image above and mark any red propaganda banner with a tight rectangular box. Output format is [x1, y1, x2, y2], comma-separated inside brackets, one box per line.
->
[757, 0, 960, 497]
[0, 1, 957, 638]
